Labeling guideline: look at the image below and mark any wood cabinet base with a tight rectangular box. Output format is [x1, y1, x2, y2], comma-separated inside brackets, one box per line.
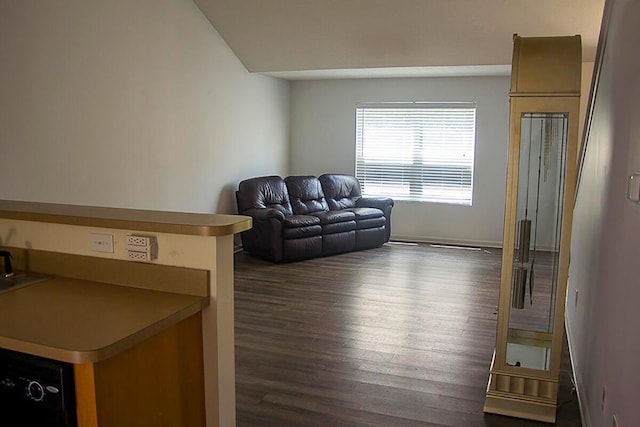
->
[74, 313, 206, 427]
[484, 355, 558, 423]
[484, 392, 557, 423]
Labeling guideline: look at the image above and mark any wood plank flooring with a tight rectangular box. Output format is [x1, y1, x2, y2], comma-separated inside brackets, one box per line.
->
[234, 242, 581, 426]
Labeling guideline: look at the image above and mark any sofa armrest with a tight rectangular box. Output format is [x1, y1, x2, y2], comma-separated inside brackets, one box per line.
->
[357, 197, 394, 211]
[241, 207, 286, 221]
[357, 197, 394, 242]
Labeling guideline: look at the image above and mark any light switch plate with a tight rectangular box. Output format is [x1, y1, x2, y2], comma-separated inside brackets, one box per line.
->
[91, 233, 114, 253]
[627, 173, 640, 202]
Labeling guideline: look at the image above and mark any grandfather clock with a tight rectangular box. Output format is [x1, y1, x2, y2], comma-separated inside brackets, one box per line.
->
[484, 35, 581, 423]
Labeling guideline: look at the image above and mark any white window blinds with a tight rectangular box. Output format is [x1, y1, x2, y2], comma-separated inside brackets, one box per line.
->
[355, 103, 476, 205]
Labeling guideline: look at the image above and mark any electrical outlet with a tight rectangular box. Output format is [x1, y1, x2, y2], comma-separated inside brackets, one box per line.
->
[127, 251, 152, 261]
[91, 233, 114, 253]
[125, 234, 157, 262]
[126, 235, 153, 246]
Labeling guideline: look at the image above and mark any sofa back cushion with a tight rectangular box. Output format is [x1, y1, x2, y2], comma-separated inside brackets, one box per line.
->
[236, 175, 293, 216]
[285, 176, 329, 215]
[319, 174, 362, 210]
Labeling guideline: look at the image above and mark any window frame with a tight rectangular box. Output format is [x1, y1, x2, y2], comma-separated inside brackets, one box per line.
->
[355, 102, 477, 206]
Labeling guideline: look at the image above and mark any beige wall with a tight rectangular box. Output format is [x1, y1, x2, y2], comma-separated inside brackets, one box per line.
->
[289, 60, 594, 247]
[568, 1, 640, 426]
[0, 0, 289, 214]
[290, 76, 511, 246]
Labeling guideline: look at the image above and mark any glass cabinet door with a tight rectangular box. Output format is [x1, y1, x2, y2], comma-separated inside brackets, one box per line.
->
[506, 112, 568, 370]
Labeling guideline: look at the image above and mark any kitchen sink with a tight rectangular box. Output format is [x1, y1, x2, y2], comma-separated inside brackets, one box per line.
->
[0, 273, 52, 294]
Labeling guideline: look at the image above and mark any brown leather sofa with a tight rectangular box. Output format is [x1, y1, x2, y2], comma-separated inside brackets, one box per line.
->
[236, 174, 394, 262]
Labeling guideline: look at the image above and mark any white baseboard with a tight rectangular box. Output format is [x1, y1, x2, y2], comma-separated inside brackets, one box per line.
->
[565, 316, 591, 427]
[390, 234, 502, 249]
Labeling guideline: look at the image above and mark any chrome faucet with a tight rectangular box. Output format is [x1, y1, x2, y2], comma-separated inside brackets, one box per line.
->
[0, 250, 14, 277]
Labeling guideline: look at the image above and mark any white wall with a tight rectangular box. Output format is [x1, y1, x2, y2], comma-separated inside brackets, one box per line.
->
[290, 77, 510, 246]
[567, 1, 640, 426]
[0, 0, 289, 214]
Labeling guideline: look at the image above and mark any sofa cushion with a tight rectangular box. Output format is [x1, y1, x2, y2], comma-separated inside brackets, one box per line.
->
[285, 176, 330, 215]
[348, 207, 384, 220]
[312, 210, 356, 225]
[322, 220, 357, 235]
[319, 174, 362, 210]
[283, 225, 323, 239]
[355, 216, 386, 230]
[282, 214, 321, 229]
[237, 175, 293, 216]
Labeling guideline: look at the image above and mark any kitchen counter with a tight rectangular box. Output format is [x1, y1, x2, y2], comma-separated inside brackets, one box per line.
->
[0, 199, 252, 426]
[0, 199, 251, 236]
[0, 276, 208, 364]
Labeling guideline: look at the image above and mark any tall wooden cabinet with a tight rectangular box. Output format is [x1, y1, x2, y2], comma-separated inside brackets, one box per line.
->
[484, 35, 581, 423]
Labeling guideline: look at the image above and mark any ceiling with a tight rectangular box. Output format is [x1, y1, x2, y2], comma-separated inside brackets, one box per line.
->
[193, 0, 605, 80]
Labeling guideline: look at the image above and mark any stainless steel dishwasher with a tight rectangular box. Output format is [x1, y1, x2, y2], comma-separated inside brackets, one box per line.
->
[0, 348, 76, 427]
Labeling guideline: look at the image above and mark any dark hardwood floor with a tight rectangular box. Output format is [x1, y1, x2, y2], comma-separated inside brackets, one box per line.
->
[234, 242, 581, 426]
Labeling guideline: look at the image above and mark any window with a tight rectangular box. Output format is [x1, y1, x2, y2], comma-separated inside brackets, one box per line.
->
[355, 103, 476, 205]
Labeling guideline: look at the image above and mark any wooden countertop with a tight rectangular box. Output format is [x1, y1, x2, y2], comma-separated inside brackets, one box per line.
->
[0, 277, 208, 364]
[0, 199, 252, 236]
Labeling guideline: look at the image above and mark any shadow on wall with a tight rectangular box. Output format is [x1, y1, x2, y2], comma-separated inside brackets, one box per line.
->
[216, 182, 246, 251]
[216, 183, 238, 214]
